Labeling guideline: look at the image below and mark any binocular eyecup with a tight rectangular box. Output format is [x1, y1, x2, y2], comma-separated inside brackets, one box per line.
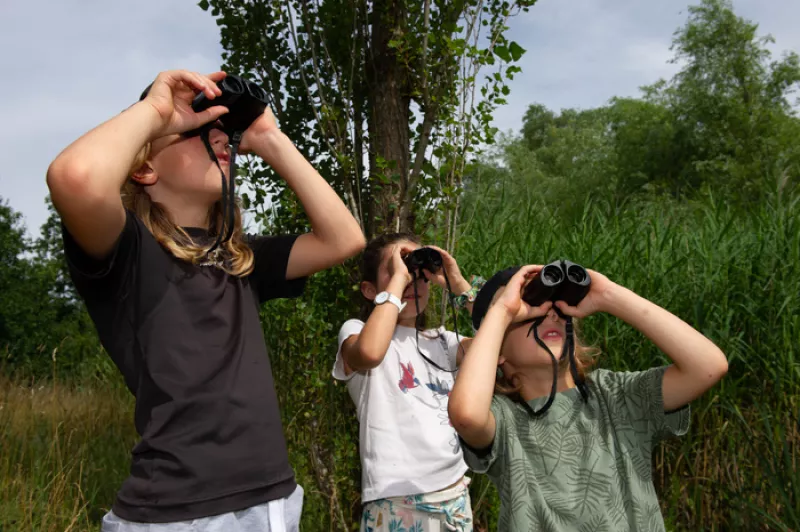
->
[522, 260, 591, 308]
[403, 248, 443, 276]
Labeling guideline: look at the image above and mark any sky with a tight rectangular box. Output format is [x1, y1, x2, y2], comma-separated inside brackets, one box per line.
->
[1, 0, 798, 239]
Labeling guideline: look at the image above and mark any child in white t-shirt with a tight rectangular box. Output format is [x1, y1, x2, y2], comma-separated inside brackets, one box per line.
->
[333, 232, 483, 531]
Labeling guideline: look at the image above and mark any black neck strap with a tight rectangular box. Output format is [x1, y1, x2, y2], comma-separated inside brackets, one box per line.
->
[200, 129, 242, 260]
[521, 312, 589, 418]
[409, 268, 465, 373]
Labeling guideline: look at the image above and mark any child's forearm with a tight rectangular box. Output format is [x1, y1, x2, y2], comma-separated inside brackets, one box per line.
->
[256, 130, 364, 258]
[601, 283, 728, 409]
[345, 275, 407, 371]
[449, 306, 509, 441]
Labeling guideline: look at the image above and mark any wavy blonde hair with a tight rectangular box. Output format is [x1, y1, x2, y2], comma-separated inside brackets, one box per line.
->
[122, 143, 255, 277]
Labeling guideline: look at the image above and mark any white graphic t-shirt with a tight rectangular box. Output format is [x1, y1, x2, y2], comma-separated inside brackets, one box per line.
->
[333, 319, 469, 503]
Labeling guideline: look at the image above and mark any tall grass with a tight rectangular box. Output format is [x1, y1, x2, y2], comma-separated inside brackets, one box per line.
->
[1, 187, 797, 530]
[0, 373, 135, 531]
[455, 173, 800, 530]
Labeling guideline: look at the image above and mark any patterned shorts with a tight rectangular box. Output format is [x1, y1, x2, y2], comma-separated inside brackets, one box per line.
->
[361, 477, 473, 532]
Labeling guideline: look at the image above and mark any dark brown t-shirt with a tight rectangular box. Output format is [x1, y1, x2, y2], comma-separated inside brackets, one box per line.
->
[62, 210, 306, 522]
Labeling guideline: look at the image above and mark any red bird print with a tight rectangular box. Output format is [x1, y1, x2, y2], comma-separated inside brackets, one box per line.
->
[398, 361, 421, 393]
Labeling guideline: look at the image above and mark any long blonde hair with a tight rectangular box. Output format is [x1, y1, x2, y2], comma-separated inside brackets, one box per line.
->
[122, 143, 255, 277]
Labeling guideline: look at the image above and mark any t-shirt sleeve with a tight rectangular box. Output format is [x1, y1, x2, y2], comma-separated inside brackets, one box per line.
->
[247, 234, 307, 303]
[61, 209, 140, 301]
[332, 319, 365, 382]
[596, 366, 691, 449]
[459, 395, 510, 475]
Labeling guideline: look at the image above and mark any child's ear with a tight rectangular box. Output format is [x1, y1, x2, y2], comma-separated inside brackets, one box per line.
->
[131, 162, 157, 186]
[361, 281, 377, 301]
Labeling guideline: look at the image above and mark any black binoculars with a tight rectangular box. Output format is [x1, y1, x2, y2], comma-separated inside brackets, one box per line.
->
[404, 248, 443, 277]
[139, 74, 269, 139]
[522, 260, 591, 307]
[184, 74, 269, 139]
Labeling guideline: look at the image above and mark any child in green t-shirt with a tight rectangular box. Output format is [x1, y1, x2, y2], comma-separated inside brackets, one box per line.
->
[448, 264, 728, 532]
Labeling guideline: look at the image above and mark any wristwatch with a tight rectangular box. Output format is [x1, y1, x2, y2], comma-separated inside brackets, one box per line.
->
[374, 291, 407, 312]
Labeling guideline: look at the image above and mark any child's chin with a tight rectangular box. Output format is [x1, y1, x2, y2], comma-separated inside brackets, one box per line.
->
[530, 345, 564, 361]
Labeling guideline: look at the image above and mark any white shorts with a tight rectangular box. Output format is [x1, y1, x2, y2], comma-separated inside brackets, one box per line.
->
[101, 484, 304, 532]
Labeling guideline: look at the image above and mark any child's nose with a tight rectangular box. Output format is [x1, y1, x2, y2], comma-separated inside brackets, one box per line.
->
[209, 127, 230, 146]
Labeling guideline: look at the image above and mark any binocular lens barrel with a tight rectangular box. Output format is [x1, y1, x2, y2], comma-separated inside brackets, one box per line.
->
[541, 264, 564, 285]
[221, 77, 244, 94]
[246, 81, 269, 102]
[566, 264, 587, 284]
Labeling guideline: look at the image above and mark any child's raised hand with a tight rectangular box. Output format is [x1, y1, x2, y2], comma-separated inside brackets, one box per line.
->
[388, 244, 415, 285]
[425, 245, 469, 294]
[554, 269, 616, 318]
[142, 70, 229, 138]
[239, 107, 280, 155]
[492, 265, 553, 323]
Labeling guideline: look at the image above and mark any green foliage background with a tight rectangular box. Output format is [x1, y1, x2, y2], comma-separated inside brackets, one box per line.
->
[1, 1, 799, 530]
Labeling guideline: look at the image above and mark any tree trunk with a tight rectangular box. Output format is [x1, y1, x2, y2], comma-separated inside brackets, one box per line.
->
[366, 0, 411, 236]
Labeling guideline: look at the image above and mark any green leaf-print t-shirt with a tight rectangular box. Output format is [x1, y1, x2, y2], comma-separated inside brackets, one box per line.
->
[461, 366, 690, 532]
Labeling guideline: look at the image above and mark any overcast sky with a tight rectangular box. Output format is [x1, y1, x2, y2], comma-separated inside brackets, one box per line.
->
[1, 0, 798, 239]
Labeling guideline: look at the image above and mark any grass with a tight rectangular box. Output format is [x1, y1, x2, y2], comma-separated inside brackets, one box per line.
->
[0, 374, 135, 531]
[1, 188, 798, 530]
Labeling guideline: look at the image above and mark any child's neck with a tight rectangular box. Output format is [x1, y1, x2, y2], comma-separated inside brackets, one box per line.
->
[149, 189, 212, 229]
[397, 315, 417, 328]
[170, 204, 212, 229]
[517, 368, 576, 402]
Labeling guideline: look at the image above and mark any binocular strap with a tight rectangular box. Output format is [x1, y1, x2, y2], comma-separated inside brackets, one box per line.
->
[524, 316, 589, 417]
[409, 269, 464, 374]
[200, 130, 241, 263]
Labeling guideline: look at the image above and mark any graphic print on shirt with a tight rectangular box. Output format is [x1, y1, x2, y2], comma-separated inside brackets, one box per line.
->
[425, 376, 451, 396]
[395, 334, 462, 455]
[421, 339, 462, 455]
[398, 361, 421, 393]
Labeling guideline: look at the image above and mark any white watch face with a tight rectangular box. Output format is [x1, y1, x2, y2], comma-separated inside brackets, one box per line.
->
[375, 292, 389, 304]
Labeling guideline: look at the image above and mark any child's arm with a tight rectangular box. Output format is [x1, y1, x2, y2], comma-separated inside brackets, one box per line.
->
[46, 70, 228, 260]
[242, 110, 365, 279]
[339, 244, 416, 373]
[556, 271, 728, 412]
[449, 266, 551, 449]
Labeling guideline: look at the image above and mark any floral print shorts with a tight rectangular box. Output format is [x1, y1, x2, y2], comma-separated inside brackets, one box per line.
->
[361, 477, 472, 532]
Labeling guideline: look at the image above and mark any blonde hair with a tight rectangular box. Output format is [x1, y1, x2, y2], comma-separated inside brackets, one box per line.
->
[122, 143, 255, 277]
[495, 319, 599, 400]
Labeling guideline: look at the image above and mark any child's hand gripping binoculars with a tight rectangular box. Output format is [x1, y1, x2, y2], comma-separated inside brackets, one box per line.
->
[522, 260, 592, 308]
[182, 74, 270, 140]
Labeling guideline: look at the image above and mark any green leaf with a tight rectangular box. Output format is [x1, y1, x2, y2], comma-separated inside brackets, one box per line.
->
[198, 0, 209, 10]
[509, 41, 526, 61]
[494, 45, 511, 62]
